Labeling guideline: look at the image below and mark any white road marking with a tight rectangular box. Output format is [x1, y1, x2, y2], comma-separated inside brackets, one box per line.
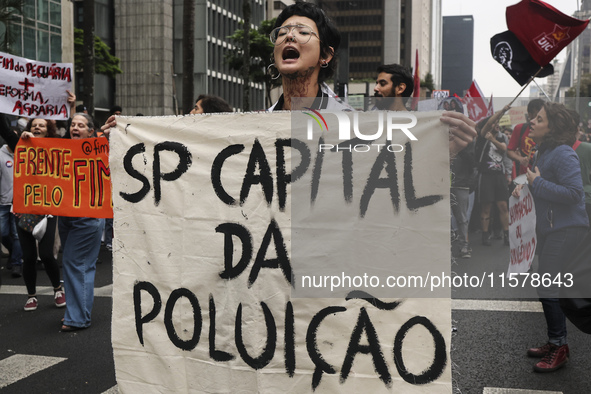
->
[0, 354, 67, 388]
[452, 299, 543, 313]
[102, 385, 119, 394]
[0, 284, 113, 297]
[483, 388, 562, 394]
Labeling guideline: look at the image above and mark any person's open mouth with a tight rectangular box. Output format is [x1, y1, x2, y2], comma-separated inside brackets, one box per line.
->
[282, 47, 300, 62]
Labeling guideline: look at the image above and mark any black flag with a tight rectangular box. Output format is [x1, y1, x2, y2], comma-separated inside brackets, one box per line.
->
[490, 30, 554, 86]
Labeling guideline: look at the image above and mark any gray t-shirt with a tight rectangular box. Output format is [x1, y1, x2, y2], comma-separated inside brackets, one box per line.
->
[0, 145, 15, 205]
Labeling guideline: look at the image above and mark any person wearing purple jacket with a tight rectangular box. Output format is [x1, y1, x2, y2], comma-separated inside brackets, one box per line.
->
[513, 102, 589, 373]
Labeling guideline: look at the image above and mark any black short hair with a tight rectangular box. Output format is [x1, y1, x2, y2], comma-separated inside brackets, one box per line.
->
[376, 64, 414, 97]
[196, 94, 233, 113]
[527, 99, 544, 118]
[110, 105, 122, 115]
[274, 1, 340, 84]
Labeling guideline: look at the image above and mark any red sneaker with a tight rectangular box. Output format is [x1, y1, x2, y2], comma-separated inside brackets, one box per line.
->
[527, 342, 555, 358]
[24, 297, 38, 311]
[533, 344, 569, 372]
[54, 290, 66, 308]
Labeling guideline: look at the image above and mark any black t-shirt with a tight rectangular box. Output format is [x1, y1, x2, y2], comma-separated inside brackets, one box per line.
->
[475, 131, 508, 174]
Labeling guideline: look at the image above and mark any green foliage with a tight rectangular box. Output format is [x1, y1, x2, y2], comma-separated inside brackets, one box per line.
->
[0, 0, 25, 54]
[74, 28, 122, 78]
[420, 72, 434, 92]
[226, 18, 281, 105]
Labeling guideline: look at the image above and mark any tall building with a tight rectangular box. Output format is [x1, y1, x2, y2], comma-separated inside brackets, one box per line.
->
[5, 1, 74, 68]
[552, 2, 591, 101]
[268, 0, 295, 19]
[317, 0, 439, 87]
[441, 15, 473, 96]
[113, 0, 266, 116]
[74, 0, 115, 115]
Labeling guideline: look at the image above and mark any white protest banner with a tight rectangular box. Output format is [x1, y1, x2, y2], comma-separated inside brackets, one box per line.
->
[0, 51, 72, 120]
[508, 185, 537, 276]
[110, 111, 451, 393]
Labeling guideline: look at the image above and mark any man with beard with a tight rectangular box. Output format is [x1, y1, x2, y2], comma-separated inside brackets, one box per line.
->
[373, 64, 413, 111]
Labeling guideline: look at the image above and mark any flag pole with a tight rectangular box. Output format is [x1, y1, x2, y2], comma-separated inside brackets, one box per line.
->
[507, 66, 546, 107]
[479, 67, 545, 137]
[533, 79, 551, 101]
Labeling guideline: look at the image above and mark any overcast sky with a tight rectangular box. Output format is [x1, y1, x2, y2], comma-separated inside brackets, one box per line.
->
[442, 0, 580, 98]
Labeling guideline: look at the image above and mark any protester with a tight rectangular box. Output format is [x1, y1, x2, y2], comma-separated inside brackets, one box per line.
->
[373, 63, 413, 111]
[475, 117, 510, 246]
[507, 99, 544, 179]
[513, 102, 589, 372]
[101, 1, 476, 157]
[0, 124, 24, 278]
[451, 139, 476, 258]
[100, 108, 122, 250]
[16, 119, 65, 311]
[189, 95, 232, 114]
[110, 105, 122, 116]
[570, 111, 591, 225]
[267, 1, 351, 112]
[59, 113, 104, 331]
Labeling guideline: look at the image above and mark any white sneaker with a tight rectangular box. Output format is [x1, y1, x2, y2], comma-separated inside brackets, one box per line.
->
[54, 290, 66, 308]
[24, 297, 38, 311]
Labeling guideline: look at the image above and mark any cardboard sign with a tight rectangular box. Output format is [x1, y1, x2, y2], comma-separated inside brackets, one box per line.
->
[508, 185, 537, 275]
[0, 51, 72, 120]
[110, 112, 452, 393]
[13, 137, 112, 218]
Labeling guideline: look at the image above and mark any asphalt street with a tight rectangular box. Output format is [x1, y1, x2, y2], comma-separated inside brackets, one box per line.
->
[0, 245, 117, 393]
[0, 233, 589, 393]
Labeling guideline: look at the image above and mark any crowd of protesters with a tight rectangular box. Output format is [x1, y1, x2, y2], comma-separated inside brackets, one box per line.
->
[0, 0, 589, 376]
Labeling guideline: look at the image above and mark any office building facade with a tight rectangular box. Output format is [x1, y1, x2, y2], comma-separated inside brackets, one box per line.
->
[441, 15, 473, 96]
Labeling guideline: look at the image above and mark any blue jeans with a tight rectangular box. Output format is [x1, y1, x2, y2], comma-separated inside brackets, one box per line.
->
[59, 217, 102, 328]
[537, 226, 588, 345]
[0, 204, 23, 266]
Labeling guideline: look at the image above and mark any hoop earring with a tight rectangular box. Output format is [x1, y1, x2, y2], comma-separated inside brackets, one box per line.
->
[267, 63, 281, 80]
[320, 61, 329, 69]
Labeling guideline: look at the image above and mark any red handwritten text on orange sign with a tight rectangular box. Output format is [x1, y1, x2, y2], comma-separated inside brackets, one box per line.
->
[13, 137, 112, 218]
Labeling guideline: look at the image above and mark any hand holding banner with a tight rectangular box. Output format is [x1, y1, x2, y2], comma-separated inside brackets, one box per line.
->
[12, 137, 112, 218]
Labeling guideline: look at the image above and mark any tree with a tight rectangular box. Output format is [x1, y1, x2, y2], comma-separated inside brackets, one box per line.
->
[181, 0, 195, 115]
[420, 72, 434, 92]
[0, 0, 24, 54]
[226, 18, 281, 109]
[74, 28, 122, 78]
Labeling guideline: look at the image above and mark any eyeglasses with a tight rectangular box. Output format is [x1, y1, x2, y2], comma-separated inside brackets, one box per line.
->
[269, 25, 320, 46]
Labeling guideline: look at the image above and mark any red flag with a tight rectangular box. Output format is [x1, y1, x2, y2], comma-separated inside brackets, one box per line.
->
[487, 94, 494, 117]
[507, 0, 589, 67]
[412, 49, 420, 110]
[463, 80, 488, 122]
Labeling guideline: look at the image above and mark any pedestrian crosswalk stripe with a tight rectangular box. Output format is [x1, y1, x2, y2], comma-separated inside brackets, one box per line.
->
[483, 388, 562, 394]
[0, 284, 113, 297]
[0, 354, 67, 388]
[452, 299, 543, 313]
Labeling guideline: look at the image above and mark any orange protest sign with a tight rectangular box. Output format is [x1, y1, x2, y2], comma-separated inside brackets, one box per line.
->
[13, 137, 112, 218]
